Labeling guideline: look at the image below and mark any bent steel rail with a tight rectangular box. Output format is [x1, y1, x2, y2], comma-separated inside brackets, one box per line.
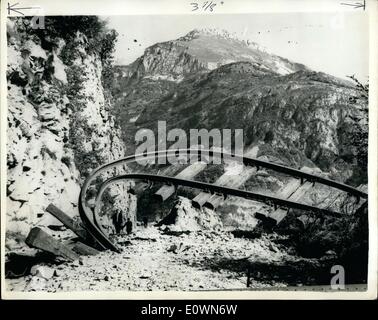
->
[79, 149, 367, 252]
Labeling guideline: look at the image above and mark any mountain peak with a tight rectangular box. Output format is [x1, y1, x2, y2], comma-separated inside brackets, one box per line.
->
[180, 28, 235, 40]
[121, 28, 309, 82]
[178, 28, 261, 49]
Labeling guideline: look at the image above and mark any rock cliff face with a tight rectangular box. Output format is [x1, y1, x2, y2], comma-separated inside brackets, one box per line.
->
[6, 17, 136, 250]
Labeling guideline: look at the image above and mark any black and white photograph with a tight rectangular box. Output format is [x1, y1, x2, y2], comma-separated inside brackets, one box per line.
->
[1, 0, 377, 299]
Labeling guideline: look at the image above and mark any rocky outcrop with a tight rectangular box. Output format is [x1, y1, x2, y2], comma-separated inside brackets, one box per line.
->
[121, 28, 307, 83]
[157, 197, 223, 232]
[6, 17, 136, 250]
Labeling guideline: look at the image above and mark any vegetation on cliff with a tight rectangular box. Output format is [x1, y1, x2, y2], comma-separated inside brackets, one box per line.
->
[6, 16, 133, 250]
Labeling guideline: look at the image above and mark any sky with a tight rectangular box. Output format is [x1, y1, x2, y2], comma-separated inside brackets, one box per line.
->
[105, 12, 369, 81]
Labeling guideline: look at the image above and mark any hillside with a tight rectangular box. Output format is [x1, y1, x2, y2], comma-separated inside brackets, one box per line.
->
[6, 17, 136, 251]
[111, 29, 368, 268]
[111, 28, 310, 153]
[112, 29, 367, 186]
[135, 64, 367, 185]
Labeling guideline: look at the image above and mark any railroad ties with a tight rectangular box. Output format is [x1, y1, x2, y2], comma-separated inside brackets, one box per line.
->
[139, 155, 318, 228]
[155, 161, 208, 201]
[129, 153, 192, 195]
[255, 178, 312, 227]
[25, 204, 101, 262]
[193, 166, 257, 209]
[152, 158, 353, 229]
[22, 149, 366, 259]
[192, 148, 259, 209]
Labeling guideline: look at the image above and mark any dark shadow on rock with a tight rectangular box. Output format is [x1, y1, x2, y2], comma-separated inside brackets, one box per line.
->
[162, 229, 191, 236]
[231, 229, 263, 240]
[5, 251, 60, 279]
[202, 256, 339, 286]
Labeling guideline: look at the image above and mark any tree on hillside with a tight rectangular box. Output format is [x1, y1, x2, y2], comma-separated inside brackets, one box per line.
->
[347, 74, 369, 101]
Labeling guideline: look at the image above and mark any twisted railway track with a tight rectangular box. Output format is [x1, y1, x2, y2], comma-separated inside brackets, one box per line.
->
[78, 149, 367, 252]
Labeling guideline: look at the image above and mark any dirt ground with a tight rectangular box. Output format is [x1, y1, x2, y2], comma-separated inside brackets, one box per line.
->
[5, 226, 296, 292]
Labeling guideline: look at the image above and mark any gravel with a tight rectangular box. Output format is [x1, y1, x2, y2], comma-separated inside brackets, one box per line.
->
[5, 226, 290, 292]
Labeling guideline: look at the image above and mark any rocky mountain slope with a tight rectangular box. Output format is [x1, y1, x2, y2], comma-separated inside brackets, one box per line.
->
[135, 63, 367, 185]
[111, 29, 309, 152]
[6, 17, 136, 251]
[117, 28, 307, 82]
[113, 29, 367, 188]
[111, 28, 368, 268]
